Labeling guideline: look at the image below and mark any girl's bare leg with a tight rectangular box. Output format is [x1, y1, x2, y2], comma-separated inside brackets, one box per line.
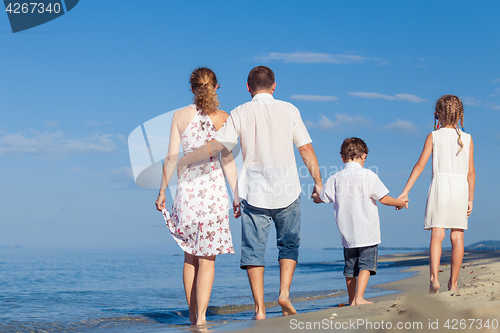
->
[183, 253, 199, 325]
[449, 229, 464, 291]
[195, 255, 216, 326]
[429, 228, 445, 293]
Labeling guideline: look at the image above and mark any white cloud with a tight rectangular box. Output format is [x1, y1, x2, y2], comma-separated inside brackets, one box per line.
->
[347, 92, 427, 103]
[348, 92, 394, 100]
[290, 95, 338, 102]
[86, 121, 112, 126]
[254, 52, 370, 64]
[0, 130, 120, 157]
[491, 104, 500, 111]
[45, 120, 60, 127]
[490, 78, 500, 84]
[306, 114, 371, 131]
[461, 97, 481, 107]
[382, 119, 418, 132]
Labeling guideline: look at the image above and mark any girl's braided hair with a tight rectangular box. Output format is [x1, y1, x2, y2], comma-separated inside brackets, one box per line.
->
[435, 95, 465, 154]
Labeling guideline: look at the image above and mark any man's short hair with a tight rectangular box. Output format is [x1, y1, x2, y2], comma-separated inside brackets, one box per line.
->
[247, 66, 275, 92]
[340, 137, 369, 161]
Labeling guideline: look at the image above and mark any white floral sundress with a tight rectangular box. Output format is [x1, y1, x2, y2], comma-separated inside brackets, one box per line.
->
[166, 106, 234, 256]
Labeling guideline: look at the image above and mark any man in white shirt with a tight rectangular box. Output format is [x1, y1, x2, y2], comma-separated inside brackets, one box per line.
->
[178, 66, 322, 319]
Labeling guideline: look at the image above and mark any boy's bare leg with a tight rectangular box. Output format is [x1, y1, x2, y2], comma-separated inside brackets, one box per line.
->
[183, 253, 198, 325]
[429, 228, 445, 293]
[449, 229, 464, 291]
[247, 266, 266, 320]
[345, 277, 356, 305]
[278, 259, 297, 316]
[354, 270, 373, 305]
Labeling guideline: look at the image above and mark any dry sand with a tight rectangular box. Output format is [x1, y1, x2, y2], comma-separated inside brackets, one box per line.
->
[213, 250, 500, 332]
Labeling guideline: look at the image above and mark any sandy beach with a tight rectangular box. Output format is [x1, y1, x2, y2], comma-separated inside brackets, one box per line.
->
[214, 250, 500, 332]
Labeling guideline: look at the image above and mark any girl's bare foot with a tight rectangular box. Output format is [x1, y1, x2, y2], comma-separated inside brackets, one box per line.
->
[429, 280, 440, 294]
[448, 280, 458, 291]
[278, 297, 297, 316]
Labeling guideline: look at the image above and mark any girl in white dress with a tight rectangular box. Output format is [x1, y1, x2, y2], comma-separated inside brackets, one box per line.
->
[155, 68, 239, 326]
[398, 95, 475, 294]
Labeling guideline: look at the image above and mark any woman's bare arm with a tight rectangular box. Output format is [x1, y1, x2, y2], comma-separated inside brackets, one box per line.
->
[155, 112, 182, 211]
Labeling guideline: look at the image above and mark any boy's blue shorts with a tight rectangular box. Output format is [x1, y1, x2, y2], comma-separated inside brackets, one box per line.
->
[343, 244, 378, 277]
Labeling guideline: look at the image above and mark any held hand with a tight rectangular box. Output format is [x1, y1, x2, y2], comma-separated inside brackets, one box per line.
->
[311, 184, 322, 196]
[155, 192, 166, 211]
[396, 198, 409, 210]
[467, 201, 473, 217]
[311, 193, 323, 204]
[396, 193, 409, 210]
[176, 157, 188, 179]
[233, 197, 241, 218]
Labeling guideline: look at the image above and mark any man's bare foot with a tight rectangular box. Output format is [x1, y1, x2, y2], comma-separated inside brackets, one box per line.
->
[448, 280, 458, 292]
[429, 280, 440, 294]
[195, 319, 207, 326]
[278, 297, 297, 316]
[252, 313, 266, 320]
[353, 298, 373, 305]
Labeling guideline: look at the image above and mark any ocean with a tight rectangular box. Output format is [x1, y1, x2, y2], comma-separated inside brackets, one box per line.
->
[0, 247, 415, 332]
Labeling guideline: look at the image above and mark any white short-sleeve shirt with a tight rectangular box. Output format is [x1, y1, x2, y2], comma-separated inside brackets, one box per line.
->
[319, 162, 389, 248]
[215, 93, 312, 209]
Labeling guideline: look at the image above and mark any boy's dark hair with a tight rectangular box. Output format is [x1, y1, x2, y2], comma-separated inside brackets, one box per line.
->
[340, 137, 369, 161]
[247, 66, 275, 92]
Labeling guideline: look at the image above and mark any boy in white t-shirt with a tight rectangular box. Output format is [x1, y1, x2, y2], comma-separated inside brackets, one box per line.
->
[313, 138, 407, 306]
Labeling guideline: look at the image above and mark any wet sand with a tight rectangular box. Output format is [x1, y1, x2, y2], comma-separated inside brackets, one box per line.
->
[214, 250, 500, 332]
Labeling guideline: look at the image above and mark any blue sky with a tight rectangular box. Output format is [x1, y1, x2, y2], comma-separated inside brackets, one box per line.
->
[1, 1, 499, 250]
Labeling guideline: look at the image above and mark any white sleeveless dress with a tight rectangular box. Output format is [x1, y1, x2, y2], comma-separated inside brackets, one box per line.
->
[167, 106, 235, 256]
[424, 128, 471, 230]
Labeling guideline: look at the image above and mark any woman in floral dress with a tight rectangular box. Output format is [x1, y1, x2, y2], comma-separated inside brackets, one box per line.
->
[155, 67, 238, 326]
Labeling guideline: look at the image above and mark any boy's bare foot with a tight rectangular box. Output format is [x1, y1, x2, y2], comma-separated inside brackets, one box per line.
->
[429, 280, 440, 294]
[278, 297, 297, 316]
[448, 280, 458, 292]
[353, 298, 373, 305]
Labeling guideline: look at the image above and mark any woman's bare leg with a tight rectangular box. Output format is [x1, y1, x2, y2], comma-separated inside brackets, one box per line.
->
[195, 255, 216, 325]
[183, 253, 198, 325]
[449, 229, 464, 291]
[429, 228, 445, 293]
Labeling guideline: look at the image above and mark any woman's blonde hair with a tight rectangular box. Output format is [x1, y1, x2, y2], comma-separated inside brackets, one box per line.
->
[435, 94, 465, 154]
[190, 67, 219, 115]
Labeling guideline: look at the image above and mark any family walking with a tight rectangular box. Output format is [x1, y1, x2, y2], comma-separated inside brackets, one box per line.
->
[154, 66, 475, 326]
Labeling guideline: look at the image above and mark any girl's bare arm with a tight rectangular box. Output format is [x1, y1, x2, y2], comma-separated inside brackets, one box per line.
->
[398, 133, 433, 201]
[467, 137, 475, 216]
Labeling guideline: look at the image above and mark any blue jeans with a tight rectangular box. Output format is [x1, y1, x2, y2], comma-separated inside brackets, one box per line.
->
[240, 196, 301, 269]
[343, 245, 378, 277]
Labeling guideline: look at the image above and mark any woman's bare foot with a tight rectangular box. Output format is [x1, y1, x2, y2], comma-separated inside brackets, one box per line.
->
[353, 298, 373, 305]
[448, 280, 458, 291]
[278, 297, 297, 316]
[252, 313, 266, 320]
[429, 280, 440, 294]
